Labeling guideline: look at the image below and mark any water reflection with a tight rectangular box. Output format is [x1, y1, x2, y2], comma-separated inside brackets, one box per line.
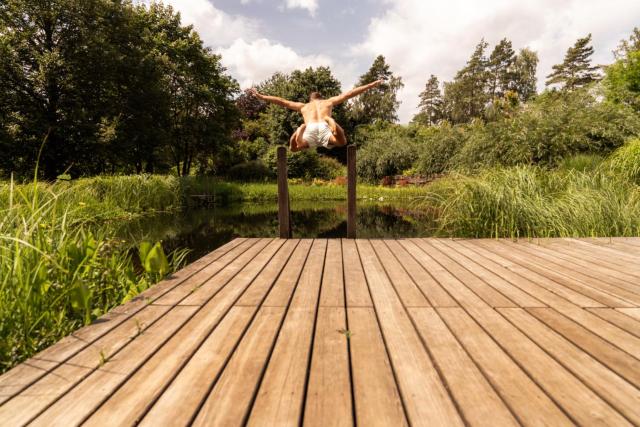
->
[116, 201, 438, 262]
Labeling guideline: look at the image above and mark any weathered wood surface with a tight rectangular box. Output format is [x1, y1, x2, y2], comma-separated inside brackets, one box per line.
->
[1, 237, 639, 426]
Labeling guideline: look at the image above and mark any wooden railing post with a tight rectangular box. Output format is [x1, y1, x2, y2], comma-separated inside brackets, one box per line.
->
[347, 145, 356, 239]
[277, 146, 292, 238]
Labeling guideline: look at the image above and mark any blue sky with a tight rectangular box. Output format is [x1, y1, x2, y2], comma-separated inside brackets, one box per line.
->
[141, 0, 640, 122]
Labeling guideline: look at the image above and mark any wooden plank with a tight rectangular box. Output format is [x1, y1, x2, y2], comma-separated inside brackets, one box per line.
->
[319, 239, 345, 307]
[153, 238, 265, 305]
[0, 238, 249, 404]
[500, 308, 640, 424]
[370, 240, 430, 307]
[399, 239, 488, 308]
[587, 308, 640, 338]
[341, 239, 372, 307]
[0, 304, 172, 426]
[438, 307, 572, 425]
[436, 239, 547, 307]
[418, 239, 515, 307]
[458, 240, 606, 308]
[409, 308, 518, 426]
[277, 146, 291, 238]
[193, 306, 286, 427]
[543, 239, 640, 275]
[235, 239, 300, 306]
[302, 307, 353, 427]
[246, 239, 327, 426]
[515, 240, 640, 292]
[347, 308, 407, 426]
[347, 145, 356, 239]
[527, 308, 640, 388]
[466, 306, 629, 426]
[80, 240, 297, 426]
[384, 240, 458, 307]
[262, 240, 314, 306]
[617, 308, 640, 322]
[178, 238, 275, 306]
[142, 238, 311, 425]
[553, 306, 640, 359]
[356, 240, 464, 427]
[570, 238, 640, 263]
[473, 240, 629, 307]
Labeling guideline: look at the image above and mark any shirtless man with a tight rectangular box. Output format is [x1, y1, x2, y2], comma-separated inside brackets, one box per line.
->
[248, 79, 383, 151]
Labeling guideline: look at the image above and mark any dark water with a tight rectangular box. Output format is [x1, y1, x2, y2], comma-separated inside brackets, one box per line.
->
[116, 201, 438, 263]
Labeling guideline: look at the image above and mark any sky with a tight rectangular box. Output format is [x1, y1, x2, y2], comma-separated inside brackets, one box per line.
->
[139, 0, 640, 122]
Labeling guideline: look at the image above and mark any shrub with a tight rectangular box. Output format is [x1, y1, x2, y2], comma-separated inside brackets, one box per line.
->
[356, 124, 421, 182]
[226, 160, 274, 181]
[414, 123, 470, 175]
[261, 145, 332, 179]
[608, 138, 640, 183]
[316, 156, 345, 180]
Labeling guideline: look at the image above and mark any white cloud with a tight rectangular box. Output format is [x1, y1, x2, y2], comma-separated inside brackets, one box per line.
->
[217, 38, 333, 88]
[356, 0, 640, 122]
[138, 0, 259, 46]
[285, 0, 319, 15]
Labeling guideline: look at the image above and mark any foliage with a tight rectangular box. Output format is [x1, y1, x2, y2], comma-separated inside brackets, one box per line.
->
[608, 138, 640, 184]
[424, 165, 640, 238]
[605, 50, 640, 112]
[261, 145, 342, 180]
[414, 123, 471, 175]
[0, 1, 239, 179]
[0, 177, 188, 371]
[546, 34, 600, 90]
[356, 124, 421, 181]
[226, 160, 274, 182]
[413, 75, 443, 125]
[349, 55, 404, 125]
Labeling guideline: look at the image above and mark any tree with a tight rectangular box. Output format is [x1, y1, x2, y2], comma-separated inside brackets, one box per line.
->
[257, 67, 345, 145]
[413, 75, 442, 125]
[488, 38, 516, 99]
[442, 39, 489, 123]
[614, 27, 640, 59]
[512, 48, 539, 102]
[349, 55, 404, 125]
[546, 34, 600, 90]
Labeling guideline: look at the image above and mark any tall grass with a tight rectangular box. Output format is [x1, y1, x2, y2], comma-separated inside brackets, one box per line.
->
[0, 177, 187, 372]
[425, 164, 640, 238]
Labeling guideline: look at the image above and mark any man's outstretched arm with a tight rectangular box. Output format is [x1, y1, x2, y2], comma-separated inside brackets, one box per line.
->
[249, 88, 304, 111]
[329, 79, 384, 105]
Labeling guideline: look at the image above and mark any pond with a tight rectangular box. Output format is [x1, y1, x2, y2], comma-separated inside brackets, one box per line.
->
[116, 201, 440, 263]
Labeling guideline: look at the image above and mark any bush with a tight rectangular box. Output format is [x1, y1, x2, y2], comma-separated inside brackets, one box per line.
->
[608, 138, 640, 183]
[316, 156, 346, 180]
[356, 124, 420, 182]
[414, 123, 470, 175]
[557, 154, 604, 172]
[226, 160, 274, 181]
[261, 145, 341, 180]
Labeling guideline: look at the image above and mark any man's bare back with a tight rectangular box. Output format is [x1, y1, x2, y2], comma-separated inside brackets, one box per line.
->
[249, 79, 382, 151]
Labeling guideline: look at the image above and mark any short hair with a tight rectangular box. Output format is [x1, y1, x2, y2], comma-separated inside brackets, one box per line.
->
[309, 92, 323, 100]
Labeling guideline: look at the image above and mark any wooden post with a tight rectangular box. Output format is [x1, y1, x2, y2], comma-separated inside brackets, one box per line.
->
[347, 145, 356, 239]
[277, 146, 292, 238]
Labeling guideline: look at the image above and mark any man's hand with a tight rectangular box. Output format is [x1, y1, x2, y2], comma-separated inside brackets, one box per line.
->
[248, 88, 263, 99]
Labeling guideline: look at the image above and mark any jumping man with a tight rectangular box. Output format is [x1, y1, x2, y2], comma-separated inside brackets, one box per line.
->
[248, 79, 383, 151]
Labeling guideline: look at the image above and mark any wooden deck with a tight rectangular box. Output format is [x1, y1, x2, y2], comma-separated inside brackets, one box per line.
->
[1, 237, 640, 426]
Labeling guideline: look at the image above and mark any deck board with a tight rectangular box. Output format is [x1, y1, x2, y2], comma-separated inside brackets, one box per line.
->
[1, 237, 639, 426]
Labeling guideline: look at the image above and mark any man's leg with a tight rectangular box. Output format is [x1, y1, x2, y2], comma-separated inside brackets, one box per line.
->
[324, 116, 338, 136]
[329, 123, 347, 147]
[290, 124, 308, 152]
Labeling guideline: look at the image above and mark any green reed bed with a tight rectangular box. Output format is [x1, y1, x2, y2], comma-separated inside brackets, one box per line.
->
[0, 177, 187, 372]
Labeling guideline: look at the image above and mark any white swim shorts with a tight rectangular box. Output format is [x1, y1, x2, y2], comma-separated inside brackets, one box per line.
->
[303, 121, 333, 149]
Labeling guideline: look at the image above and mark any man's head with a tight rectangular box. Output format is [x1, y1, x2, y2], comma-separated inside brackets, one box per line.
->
[309, 92, 323, 101]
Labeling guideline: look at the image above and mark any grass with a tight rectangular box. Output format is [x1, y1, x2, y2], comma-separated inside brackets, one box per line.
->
[423, 164, 640, 238]
[0, 176, 188, 372]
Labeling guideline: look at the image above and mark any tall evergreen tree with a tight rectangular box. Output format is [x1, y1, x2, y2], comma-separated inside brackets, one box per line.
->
[546, 34, 600, 90]
[442, 39, 489, 123]
[513, 48, 539, 101]
[488, 38, 516, 99]
[349, 55, 403, 124]
[413, 75, 442, 125]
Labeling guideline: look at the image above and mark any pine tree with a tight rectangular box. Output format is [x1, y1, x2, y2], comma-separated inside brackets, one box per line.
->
[513, 48, 539, 101]
[349, 55, 403, 124]
[488, 38, 516, 99]
[546, 34, 600, 90]
[413, 75, 442, 125]
[442, 39, 489, 123]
